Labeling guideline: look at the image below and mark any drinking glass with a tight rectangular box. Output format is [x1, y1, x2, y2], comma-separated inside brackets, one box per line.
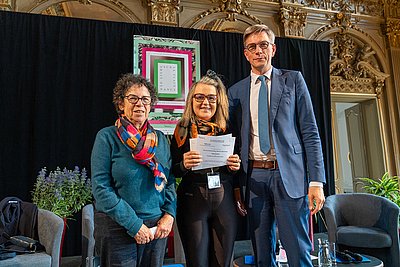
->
[329, 242, 337, 266]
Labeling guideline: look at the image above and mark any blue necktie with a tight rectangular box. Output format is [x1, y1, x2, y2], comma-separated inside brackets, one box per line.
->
[258, 75, 270, 154]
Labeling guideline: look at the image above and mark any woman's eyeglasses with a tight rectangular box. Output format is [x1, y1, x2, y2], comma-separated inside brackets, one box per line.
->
[193, 93, 218, 103]
[124, 94, 152, 105]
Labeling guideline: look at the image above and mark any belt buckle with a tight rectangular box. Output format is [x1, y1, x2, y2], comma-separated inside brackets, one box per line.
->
[260, 160, 267, 169]
[271, 160, 277, 170]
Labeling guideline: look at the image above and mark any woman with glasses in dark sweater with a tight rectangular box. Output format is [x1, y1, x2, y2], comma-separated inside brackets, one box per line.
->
[171, 70, 245, 267]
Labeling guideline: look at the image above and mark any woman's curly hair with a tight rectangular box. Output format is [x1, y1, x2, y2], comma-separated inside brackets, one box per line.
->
[112, 73, 158, 114]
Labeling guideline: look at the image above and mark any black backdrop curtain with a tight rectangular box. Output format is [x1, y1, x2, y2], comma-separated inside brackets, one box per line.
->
[0, 10, 333, 256]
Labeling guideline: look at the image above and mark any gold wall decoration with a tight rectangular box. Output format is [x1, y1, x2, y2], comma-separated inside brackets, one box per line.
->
[330, 32, 389, 97]
[301, 0, 383, 17]
[280, 5, 307, 38]
[33, 0, 137, 22]
[0, 0, 14, 10]
[42, 3, 66, 16]
[385, 0, 400, 18]
[78, 0, 92, 5]
[145, 0, 180, 25]
[194, 0, 261, 24]
[385, 18, 400, 48]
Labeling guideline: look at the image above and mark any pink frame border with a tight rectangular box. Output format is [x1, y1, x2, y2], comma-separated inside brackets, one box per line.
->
[141, 47, 193, 89]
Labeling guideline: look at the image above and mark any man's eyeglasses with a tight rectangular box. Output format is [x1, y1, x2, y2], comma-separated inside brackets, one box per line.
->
[193, 93, 218, 103]
[124, 94, 152, 105]
[245, 41, 272, 53]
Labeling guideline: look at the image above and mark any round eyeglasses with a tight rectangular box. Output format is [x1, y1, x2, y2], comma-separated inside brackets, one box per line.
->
[245, 41, 272, 53]
[193, 93, 218, 103]
[124, 94, 152, 105]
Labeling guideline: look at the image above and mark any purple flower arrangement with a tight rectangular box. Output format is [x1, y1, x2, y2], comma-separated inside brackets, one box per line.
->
[32, 166, 92, 219]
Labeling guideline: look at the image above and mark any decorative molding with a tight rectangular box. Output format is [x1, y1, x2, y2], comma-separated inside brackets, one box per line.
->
[143, 0, 180, 25]
[330, 32, 389, 98]
[105, 0, 137, 21]
[385, 0, 400, 19]
[300, 0, 383, 17]
[0, 0, 14, 11]
[280, 5, 307, 38]
[32, 0, 137, 22]
[385, 18, 400, 48]
[42, 3, 67, 16]
[193, 0, 262, 24]
[77, 0, 93, 5]
[310, 7, 368, 40]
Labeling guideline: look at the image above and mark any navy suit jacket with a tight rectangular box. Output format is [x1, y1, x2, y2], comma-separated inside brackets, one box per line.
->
[228, 67, 326, 198]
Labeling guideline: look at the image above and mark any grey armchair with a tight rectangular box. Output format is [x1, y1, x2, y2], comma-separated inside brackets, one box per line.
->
[323, 193, 400, 267]
[81, 204, 99, 267]
[0, 208, 64, 267]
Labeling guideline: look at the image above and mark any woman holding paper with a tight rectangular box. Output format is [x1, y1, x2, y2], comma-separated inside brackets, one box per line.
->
[170, 70, 244, 267]
[91, 73, 176, 267]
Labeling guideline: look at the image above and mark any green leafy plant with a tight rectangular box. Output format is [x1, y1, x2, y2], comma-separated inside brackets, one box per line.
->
[358, 172, 400, 207]
[175, 177, 182, 188]
[32, 166, 92, 219]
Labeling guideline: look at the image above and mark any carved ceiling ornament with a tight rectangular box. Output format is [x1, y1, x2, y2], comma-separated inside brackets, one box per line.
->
[310, 0, 368, 40]
[280, 5, 307, 38]
[144, 0, 180, 25]
[42, 3, 67, 16]
[0, 0, 13, 11]
[385, 0, 400, 18]
[300, 0, 383, 17]
[385, 18, 400, 47]
[194, 0, 261, 24]
[78, 0, 92, 5]
[330, 32, 389, 97]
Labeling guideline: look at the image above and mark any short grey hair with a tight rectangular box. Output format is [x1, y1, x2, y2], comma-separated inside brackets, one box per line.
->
[243, 24, 275, 45]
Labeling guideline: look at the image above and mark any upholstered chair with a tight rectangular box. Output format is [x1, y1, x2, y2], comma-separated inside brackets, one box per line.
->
[0, 208, 64, 267]
[323, 193, 400, 267]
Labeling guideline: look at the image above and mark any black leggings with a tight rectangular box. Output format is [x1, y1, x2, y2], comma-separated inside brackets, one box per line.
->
[176, 181, 238, 267]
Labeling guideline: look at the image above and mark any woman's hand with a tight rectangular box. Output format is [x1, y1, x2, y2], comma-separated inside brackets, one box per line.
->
[134, 224, 154, 244]
[183, 151, 202, 169]
[154, 213, 174, 239]
[227, 154, 241, 171]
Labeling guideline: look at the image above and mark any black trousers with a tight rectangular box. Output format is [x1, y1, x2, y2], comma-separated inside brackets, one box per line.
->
[176, 181, 238, 267]
[94, 211, 167, 267]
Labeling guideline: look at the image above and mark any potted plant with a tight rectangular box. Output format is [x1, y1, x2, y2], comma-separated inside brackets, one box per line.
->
[31, 166, 92, 260]
[358, 172, 400, 207]
[32, 166, 92, 219]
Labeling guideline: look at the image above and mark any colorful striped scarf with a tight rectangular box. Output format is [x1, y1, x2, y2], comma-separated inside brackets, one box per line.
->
[174, 117, 225, 147]
[116, 116, 167, 192]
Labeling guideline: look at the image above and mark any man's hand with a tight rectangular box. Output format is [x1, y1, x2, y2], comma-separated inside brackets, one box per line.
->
[308, 186, 325, 215]
[234, 188, 247, 216]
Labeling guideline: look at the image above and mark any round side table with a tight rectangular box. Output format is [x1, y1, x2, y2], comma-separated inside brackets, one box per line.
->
[312, 255, 383, 267]
[233, 255, 383, 267]
[233, 257, 255, 267]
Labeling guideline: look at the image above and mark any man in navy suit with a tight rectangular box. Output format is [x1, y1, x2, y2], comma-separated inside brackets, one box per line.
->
[228, 24, 326, 267]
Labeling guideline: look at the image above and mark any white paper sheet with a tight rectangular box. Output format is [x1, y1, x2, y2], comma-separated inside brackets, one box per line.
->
[189, 134, 235, 171]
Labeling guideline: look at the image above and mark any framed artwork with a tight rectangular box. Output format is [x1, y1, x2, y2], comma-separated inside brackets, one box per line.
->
[133, 35, 201, 134]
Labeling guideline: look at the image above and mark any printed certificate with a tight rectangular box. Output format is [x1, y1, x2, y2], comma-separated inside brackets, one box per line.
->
[190, 134, 235, 170]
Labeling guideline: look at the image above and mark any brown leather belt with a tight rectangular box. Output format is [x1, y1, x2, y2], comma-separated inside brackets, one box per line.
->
[252, 160, 279, 170]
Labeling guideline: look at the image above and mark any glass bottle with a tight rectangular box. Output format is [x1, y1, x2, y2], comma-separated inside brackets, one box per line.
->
[318, 239, 332, 267]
